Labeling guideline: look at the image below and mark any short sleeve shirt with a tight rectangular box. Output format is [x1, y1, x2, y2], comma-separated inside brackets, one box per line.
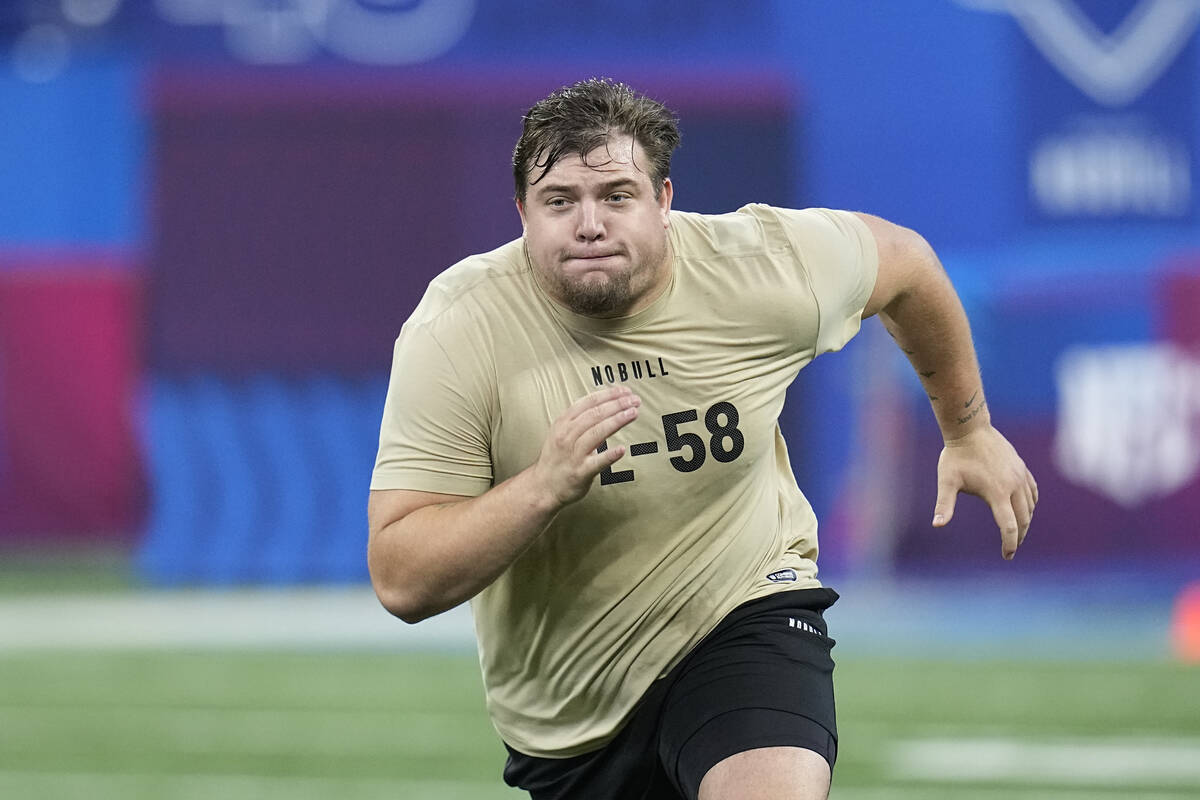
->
[371, 205, 878, 757]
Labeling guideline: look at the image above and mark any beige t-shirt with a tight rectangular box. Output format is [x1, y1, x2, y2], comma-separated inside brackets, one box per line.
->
[371, 205, 878, 757]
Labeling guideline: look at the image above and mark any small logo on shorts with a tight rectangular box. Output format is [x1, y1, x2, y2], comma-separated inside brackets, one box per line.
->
[766, 569, 797, 583]
[788, 617, 821, 635]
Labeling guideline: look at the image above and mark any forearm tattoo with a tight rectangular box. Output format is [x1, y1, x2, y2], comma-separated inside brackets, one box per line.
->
[883, 319, 982, 425]
[956, 391, 987, 426]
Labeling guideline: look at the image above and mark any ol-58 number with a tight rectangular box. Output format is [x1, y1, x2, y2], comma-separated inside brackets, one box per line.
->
[598, 400, 744, 485]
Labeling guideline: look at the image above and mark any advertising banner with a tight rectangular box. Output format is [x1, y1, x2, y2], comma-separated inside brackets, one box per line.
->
[959, 0, 1199, 223]
[0, 260, 145, 540]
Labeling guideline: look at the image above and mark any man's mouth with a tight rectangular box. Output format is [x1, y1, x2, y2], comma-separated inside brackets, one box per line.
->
[565, 252, 621, 262]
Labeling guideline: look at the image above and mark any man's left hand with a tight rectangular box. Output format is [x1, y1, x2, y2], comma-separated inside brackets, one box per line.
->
[932, 425, 1038, 560]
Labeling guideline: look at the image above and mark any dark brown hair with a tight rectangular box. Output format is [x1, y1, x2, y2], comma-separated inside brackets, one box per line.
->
[513, 78, 681, 202]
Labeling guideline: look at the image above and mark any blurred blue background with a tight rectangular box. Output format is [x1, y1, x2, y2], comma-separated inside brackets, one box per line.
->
[1, 0, 1198, 593]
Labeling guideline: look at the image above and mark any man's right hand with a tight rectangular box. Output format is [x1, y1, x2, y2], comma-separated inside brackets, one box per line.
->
[368, 385, 640, 622]
[530, 385, 641, 507]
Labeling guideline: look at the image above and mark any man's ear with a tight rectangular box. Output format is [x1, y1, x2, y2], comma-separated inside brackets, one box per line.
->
[515, 198, 527, 234]
[658, 178, 673, 226]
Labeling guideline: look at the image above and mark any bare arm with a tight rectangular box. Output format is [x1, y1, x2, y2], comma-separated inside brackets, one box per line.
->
[367, 385, 641, 623]
[856, 212, 1038, 559]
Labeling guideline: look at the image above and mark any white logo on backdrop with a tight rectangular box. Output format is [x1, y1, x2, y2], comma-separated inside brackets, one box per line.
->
[1054, 343, 1200, 507]
[156, 0, 476, 65]
[955, 0, 1200, 106]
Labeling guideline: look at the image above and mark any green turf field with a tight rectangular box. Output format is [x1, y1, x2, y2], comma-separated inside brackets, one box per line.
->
[2, 649, 1197, 800]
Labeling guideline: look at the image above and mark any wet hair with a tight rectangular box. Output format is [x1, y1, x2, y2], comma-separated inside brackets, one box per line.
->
[513, 78, 681, 202]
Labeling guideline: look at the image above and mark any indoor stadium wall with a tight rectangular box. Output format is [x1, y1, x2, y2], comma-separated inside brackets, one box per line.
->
[1, 0, 1198, 586]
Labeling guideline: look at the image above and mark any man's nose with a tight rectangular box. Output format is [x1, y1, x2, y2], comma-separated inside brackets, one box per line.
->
[575, 201, 605, 241]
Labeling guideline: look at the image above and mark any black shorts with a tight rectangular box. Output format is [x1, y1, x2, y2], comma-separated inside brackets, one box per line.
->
[502, 587, 839, 800]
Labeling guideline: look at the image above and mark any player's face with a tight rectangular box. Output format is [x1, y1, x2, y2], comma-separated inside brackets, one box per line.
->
[517, 134, 673, 318]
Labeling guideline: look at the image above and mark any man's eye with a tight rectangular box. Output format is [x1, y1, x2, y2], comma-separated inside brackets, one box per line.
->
[608, 193, 630, 203]
[548, 198, 568, 208]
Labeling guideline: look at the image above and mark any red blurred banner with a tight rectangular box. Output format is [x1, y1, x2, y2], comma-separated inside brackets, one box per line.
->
[0, 256, 146, 542]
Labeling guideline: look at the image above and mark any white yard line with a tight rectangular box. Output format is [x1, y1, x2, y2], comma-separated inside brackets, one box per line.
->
[0, 578, 1173, 656]
[889, 736, 1200, 786]
[0, 589, 475, 651]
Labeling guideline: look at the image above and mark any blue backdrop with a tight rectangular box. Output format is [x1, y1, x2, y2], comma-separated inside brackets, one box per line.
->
[2, 0, 1197, 581]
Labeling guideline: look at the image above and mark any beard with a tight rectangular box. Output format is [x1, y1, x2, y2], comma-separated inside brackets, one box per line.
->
[534, 234, 669, 318]
[548, 268, 635, 317]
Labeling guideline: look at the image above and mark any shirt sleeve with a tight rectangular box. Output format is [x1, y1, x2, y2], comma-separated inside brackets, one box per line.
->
[370, 320, 494, 497]
[752, 206, 879, 355]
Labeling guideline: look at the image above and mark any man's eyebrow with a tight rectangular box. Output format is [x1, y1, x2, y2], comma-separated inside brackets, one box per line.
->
[596, 178, 640, 193]
[533, 178, 640, 198]
[533, 183, 576, 197]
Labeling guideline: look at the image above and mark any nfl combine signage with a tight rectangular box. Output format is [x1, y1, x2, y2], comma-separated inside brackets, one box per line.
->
[958, 0, 1199, 222]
